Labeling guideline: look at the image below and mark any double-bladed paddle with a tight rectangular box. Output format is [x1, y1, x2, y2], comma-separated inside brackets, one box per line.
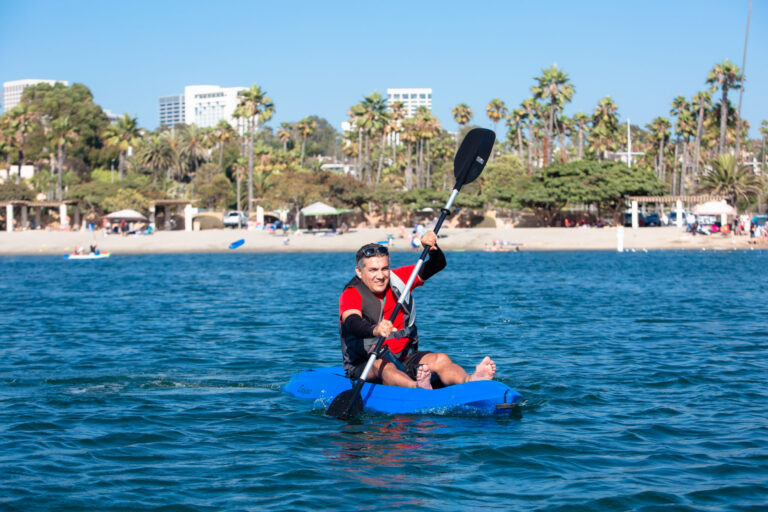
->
[326, 127, 496, 419]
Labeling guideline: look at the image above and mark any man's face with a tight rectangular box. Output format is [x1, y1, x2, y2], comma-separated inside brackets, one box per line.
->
[355, 256, 390, 295]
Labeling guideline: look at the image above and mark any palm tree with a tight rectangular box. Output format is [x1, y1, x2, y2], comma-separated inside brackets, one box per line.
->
[647, 117, 671, 180]
[670, 96, 690, 194]
[7, 104, 40, 184]
[181, 125, 210, 178]
[485, 98, 507, 137]
[415, 107, 440, 188]
[706, 60, 742, 154]
[388, 101, 406, 163]
[50, 116, 79, 200]
[692, 90, 712, 177]
[138, 133, 174, 185]
[452, 103, 473, 151]
[701, 154, 762, 206]
[296, 117, 317, 167]
[521, 98, 539, 171]
[354, 92, 389, 184]
[760, 120, 768, 171]
[400, 118, 418, 190]
[531, 65, 575, 166]
[556, 114, 572, 163]
[213, 120, 235, 171]
[234, 84, 274, 217]
[277, 123, 293, 152]
[506, 108, 525, 158]
[103, 113, 141, 181]
[572, 112, 589, 160]
[589, 96, 620, 162]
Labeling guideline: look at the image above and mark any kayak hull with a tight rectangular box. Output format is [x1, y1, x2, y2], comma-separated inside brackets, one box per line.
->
[285, 366, 523, 415]
[65, 252, 111, 260]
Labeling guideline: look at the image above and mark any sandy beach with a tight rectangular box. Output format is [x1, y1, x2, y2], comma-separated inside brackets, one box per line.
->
[0, 226, 761, 255]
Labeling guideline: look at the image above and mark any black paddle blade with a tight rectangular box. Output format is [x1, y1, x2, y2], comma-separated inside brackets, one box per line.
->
[453, 128, 495, 189]
[326, 389, 364, 419]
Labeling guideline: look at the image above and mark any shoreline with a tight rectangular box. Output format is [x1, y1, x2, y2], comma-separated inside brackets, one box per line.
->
[0, 227, 762, 255]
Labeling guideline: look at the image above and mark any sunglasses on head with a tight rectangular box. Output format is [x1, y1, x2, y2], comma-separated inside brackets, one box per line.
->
[361, 245, 389, 258]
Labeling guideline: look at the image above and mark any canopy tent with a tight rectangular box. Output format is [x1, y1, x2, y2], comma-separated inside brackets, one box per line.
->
[106, 209, 149, 222]
[692, 200, 737, 216]
[300, 202, 342, 216]
[299, 202, 352, 230]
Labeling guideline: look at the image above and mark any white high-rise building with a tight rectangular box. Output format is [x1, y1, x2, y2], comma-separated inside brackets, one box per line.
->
[386, 88, 432, 118]
[2, 79, 68, 112]
[158, 85, 246, 129]
[158, 94, 185, 128]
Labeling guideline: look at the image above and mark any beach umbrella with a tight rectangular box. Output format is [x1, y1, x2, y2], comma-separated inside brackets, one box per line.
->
[692, 200, 737, 216]
[105, 209, 149, 222]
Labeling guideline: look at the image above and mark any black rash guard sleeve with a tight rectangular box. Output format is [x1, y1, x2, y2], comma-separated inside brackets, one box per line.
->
[342, 313, 375, 338]
[419, 246, 446, 281]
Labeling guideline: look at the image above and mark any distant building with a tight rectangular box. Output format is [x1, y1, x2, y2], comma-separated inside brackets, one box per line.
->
[158, 85, 246, 130]
[158, 94, 185, 128]
[386, 88, 432, 118]
[2, 79, 69, 112]
[102, 109, 121, 125]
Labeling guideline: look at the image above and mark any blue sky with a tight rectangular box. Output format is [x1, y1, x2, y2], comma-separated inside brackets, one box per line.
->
[1, 0, 765, 137]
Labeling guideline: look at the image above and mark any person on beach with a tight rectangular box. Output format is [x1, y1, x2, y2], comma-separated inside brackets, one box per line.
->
[338, 232, 496, 389]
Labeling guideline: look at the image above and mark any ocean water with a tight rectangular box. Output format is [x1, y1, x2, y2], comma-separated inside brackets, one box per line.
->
[1, 250, 766, 511]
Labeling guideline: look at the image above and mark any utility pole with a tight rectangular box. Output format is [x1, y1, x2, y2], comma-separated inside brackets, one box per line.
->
[627, 118, 632, 168]
[735, 0, 752, 160]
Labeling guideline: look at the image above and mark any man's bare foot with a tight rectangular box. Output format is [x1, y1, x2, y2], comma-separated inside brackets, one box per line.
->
[468, 356, 496, 381]
[416, 365, 433, 390]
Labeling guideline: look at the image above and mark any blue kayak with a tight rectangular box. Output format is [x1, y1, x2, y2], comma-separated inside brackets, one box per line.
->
[284, 366, 523, 415]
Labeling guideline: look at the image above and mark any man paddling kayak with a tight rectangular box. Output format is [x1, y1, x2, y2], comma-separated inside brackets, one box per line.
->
[339, 232, 496, 389]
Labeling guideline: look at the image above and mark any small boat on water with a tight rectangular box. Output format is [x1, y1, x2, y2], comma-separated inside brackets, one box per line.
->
[65, 252, 111, 260]
[285, 366, 523, 415]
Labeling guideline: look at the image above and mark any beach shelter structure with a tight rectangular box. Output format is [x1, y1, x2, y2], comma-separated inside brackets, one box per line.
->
[692, 200, 737, 216]
[106, 209, 149, 222]
[299, 202, 351, 229]
[1, 199, 82, 231]
[300, 202, 339, 216]
[693, 200, 737, 226]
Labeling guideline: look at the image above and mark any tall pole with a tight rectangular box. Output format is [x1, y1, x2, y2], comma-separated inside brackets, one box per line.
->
[627, 118, 632, 168]
[735, 0, 752, 159]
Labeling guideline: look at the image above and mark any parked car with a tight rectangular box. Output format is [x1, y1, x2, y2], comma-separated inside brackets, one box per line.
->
[624, 212, 645, 227]
[223, 211, 248, 228]
[644, 212, 661, 226]
[667, 210, 689, 226]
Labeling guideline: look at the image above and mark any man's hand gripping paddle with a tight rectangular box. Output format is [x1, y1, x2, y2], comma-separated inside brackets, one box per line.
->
[326, 128, 496, 419]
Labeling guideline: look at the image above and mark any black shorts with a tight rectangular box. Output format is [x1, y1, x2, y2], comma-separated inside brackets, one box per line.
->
[349, 350, 432, 382]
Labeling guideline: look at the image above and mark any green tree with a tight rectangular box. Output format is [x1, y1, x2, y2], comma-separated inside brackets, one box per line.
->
[20, 82, 110, 171]
[7, 103, 40, 184]
[197, 173, 234, 210]
[706, 59, 742, 154]
[700, 154, 762, 206]
[103, 113, 141, 181]
[531, 65, 575, 166]
[102, 188, 150, 214]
